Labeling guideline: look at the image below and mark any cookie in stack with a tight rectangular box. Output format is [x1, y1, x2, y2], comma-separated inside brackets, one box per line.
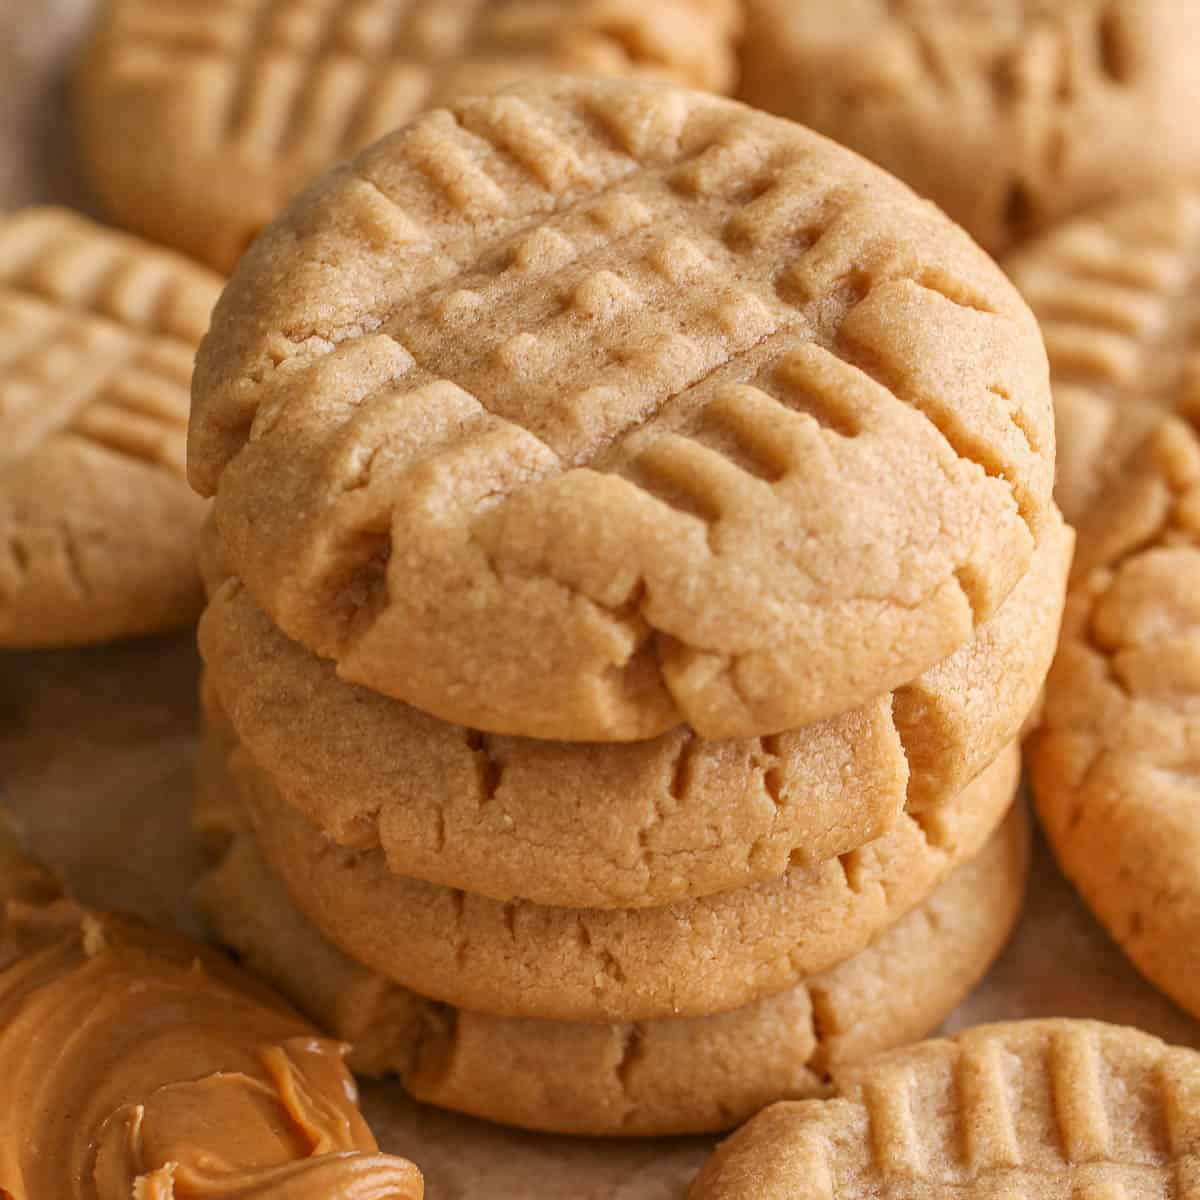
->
[189, 77, 1069, 1135]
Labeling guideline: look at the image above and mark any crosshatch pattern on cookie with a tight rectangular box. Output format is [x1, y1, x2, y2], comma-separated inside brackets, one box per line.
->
[192, 79, 1053, 742]
[0, 208, 219, 646]
[79, 0, 739, 270]
[0, 209, 217, 474]
[688, 1020, 1200, 1198]
[1031, 413, 1200, 1020]
[1008, 188, 1200, 521]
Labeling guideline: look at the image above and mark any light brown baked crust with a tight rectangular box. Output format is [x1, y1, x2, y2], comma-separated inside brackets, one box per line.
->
[221, 728, 1018, 1022]
[1007, 185, 1200, 523]
[740, 0, 1200, 255]
[195, 790, 1027, 1138]
[689, 1019, 1200, 1199]
[0, 208, 218, 647]
[1031, 414, 1200, 1020]
[198, 512, 1067, 907]
[74, 0, 741, 273]
[190, 75, 1053, 742]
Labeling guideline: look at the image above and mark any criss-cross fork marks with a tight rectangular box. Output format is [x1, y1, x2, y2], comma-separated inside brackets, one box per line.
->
[0, 213, 216, 473]
[203, 87, 1049, 681]
[284, 94, 1024, 516]
[100, 0, 719, 171]
[1013, 190, 1200, 423]
[836, 1025, 1200, 1194]
[100, 0, 489, 167]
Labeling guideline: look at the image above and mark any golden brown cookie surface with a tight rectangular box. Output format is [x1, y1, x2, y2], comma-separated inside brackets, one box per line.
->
[0, 208, 217, 647]
[198, 512, 1067, 907]
[190, 76, 1053, 742]
[221, 731, 1019, 1021]
[75, 0, 740, 272]
[196, 788, 1027, 1138]
[1031, 415, 1200, 1021]
[1008, 185, 1200, 523]
[689, 1019, 1200, 1199]
[740, 0, 1200, 255]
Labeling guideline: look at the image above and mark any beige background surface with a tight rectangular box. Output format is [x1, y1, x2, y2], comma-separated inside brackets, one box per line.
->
[5, 2, 1200, 1195]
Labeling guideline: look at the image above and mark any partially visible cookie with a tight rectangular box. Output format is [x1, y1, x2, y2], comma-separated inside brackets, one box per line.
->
[222, 730, 1019, 1022]
[740, 1, 1200, 255]
[1031, 414, 1200, 1020]
[190, 75, 1054, 741]
[0, 208, 217, 647]
[198, 512, 1068, 907]
[196, 788, 1027, 1137]
[1007, 185, 1200, 522]
[689, 1019, 1200, 1199]
[75, 0, 740, 272]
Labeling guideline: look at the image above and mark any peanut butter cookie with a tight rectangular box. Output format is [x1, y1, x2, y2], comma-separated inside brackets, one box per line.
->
[0, 208, 217, 647]
[196, 789, 1027, 1137]
[740, 1, 1200, 255]
[1031, 414, 1200, 1021]
[218, 730, 1019, 1021]
[190, 76, 1054, 741]
[198, 511, 1067, 907]
[689, 1019, 1200, 1199]
[1008, 185, 1200, 522]
[75, 0, 740, 272]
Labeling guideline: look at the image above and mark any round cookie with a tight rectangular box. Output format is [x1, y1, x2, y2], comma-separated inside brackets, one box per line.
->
[189, 75, 1055, 742]
[220, 730, 1020, 1022]
[74, 0, 741, 273]
[1031, 414, 1200, 1021]
[196, 790, 1028, 1138]
[739, 1, 1200, 256]
[689, 1019, 1200, 1200]
[0, 208, 218, 647]
[1007, 185, 1200, 523]
[199, 512, 1069, 908]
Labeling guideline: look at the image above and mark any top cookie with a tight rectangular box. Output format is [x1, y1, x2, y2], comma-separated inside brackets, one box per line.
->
[190, 76, 1054, 741]
[689, 1019, 1200, 1199]
[74, 0, 740, 272]
[1007, 185, 1200, 523]
[0, 208, 218, 647]
[739, 0, 1200, 255]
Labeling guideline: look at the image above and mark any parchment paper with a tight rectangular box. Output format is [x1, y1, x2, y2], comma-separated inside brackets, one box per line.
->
[5, 4, 1200, 1195]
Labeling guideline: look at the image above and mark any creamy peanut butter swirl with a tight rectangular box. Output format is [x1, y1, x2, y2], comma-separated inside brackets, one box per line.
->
[0, 844, 423, 1200]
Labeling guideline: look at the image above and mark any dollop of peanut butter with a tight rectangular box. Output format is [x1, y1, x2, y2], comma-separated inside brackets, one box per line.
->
[0, 853, 423, 1200]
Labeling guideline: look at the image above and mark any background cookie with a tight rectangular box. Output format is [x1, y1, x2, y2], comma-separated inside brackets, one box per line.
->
[190, 76, 1054, 742]
[0, 208, 217, 647]
[1007, 185, 1200, 522]
[689, 1019, 1200, 1199]
[223, 734, 1020, 1021]
[1031, 414, 1200, 1020]
[199, 512, 1068, 907]
[75, 0, 740, 272]
[740, 1, 1200, 255]
[196, 792, 1027, 1137]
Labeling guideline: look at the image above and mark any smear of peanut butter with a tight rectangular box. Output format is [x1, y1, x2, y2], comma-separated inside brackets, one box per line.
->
[0, 841, 423, 1200]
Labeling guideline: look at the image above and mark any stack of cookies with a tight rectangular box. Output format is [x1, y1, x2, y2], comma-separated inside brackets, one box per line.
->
[190, 76, 1071, 1136]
